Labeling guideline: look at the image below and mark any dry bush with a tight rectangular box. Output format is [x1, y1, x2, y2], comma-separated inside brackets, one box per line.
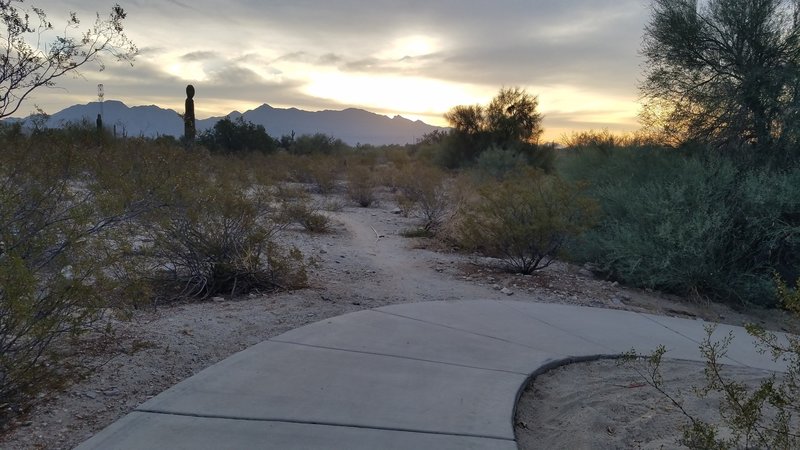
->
[384, 147, 412, 170]
[346, 165, 379, 207]
[279, 191, 331, 233]
[287, 154, 342, 194]
[306, 155, 341, 194]
[456, 170, 597, 274]
[0, 127, 311, 428]
[0, 130, 183, 426]
[394, 163, 451, 231]
[135, 160, 308, 301]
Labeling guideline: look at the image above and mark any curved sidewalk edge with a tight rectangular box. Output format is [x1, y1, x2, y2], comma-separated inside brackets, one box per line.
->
[77, 300, 790, 450]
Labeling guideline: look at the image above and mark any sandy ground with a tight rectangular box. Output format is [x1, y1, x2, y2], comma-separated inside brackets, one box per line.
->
[514, 359, 781, 450]
[1, 192, 796, 449]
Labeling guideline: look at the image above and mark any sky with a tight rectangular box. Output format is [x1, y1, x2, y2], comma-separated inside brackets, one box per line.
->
[14, 0, 652, 141]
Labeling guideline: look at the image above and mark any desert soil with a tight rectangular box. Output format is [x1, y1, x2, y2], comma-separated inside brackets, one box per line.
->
[1, 192, 796, 450]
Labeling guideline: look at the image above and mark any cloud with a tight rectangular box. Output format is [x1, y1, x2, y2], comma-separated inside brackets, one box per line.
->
[181, 51, 219, 62]
[317, 53, 343, 65]
[18, 0, 653, 136]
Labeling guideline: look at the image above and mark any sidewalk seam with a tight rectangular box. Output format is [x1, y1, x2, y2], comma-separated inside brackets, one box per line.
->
[268, 338, 535, 376]
[132, 409, 516, 442]
[376, 306, 611, 353]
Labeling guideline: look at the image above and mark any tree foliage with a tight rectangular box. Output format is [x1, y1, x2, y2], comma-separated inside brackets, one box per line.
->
[442, 87, 544, 168]
[198, 116, 278, 153]
[641, 0, 800, 162]
[0, 1, 137, 118]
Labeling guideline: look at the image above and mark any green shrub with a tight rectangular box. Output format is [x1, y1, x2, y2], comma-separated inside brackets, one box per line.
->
[564, 146, 800, 307]
[457, 170, 597, 274]
[0, 130, 167, 426]
[198, 116, 278, 153]
[346, 165, 378, 207]
[306, 155, 341, 194]
[0, 129, 312, 427]
[289, 133, 349, 155]
[472, 146, 528, 181]
[394, 163, 451, 231]
[280, 194, 331, 233]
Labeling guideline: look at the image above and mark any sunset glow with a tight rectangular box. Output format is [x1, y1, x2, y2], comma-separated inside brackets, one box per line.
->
[304, 72, 487, 120]
[15, 0, 650, 141]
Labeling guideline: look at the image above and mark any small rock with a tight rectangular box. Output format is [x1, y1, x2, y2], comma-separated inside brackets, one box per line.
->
[611, 281, 619, 287]
[351, 301, 361, 306]
[492, 284, 502, 290]
[319, 249, 327, 254]
[501, 287, 514, 296]
[84, 391, 98, 399]
[211, 296, 225, 303]
[390, 207, 402, 214]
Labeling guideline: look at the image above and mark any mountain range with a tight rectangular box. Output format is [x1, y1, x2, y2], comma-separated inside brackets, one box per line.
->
[6, 100, 448, 146]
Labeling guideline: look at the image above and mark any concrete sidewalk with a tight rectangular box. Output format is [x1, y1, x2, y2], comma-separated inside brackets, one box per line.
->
[77, 300, 789, 450]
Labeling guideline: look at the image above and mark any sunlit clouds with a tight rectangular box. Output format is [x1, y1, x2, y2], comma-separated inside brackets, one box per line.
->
[17, 0, 650, 141]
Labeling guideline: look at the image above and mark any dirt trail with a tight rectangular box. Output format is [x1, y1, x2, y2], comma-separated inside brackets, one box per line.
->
[332, 210, 508, 303]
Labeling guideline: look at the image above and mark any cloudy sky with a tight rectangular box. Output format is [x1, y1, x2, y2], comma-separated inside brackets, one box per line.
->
[17, 0, 651, 140]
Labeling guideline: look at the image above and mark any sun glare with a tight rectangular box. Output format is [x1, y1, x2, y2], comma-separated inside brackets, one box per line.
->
[165, 61, 208, 83]
[304, 71, 487, 118]
[377, 35, 439, 60]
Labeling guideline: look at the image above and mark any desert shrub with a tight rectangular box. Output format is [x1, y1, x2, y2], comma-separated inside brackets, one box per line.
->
[286, 154, 342, 194]
[346, 165, 378, 207]
[279, 193, 331, 233]
[289, 133, 349, 155]
[305, 155, 341, 194]
[138, 163, 307, 301]
[0, 128, 312, 427]
[626, 276, 800, 449]
[399, 227, 436, 238]
[394, 163, 451, 231]
[565, 146, 800, 307]
[384, 146, 412, 170]
[472, 146, 528, 181]
[0, 131, 170, 426]
[457, 170, 597, 274]
[198, 116, 278, 154]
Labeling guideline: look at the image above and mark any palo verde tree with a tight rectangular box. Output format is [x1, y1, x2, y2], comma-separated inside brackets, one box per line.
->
[640, 0, 800, 163]
[442, 87, 544, 168]
[0, 0, 137, 119]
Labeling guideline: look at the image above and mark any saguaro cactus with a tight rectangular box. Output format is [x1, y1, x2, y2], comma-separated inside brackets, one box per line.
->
[184, 84, 196, 142]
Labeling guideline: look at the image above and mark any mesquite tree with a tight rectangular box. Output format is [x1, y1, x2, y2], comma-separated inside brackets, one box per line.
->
[641, 0, 800, 163]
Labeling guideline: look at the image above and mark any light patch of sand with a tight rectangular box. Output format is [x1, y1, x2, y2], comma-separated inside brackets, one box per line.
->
[515, 358, 779, 449]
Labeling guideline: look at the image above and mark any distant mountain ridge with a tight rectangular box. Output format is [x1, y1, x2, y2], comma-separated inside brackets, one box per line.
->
[6, 100, 448, 146]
